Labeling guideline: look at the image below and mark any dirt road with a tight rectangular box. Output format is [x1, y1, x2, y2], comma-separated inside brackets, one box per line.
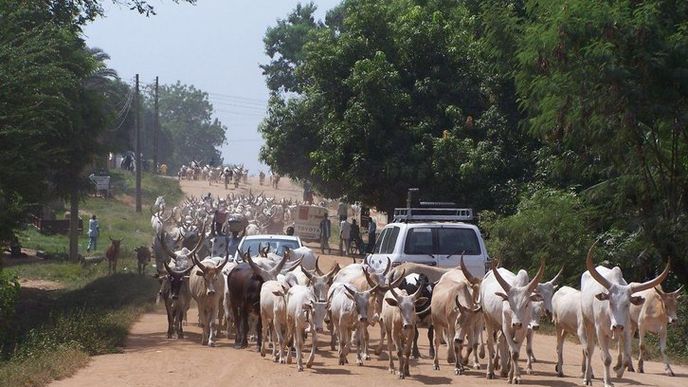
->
[51, 178, 687, 386]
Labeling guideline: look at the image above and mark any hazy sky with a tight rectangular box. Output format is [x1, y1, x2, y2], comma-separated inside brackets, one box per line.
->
[84, 0, 341, 173]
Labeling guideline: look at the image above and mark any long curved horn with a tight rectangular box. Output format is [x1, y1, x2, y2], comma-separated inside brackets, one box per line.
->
[389, 286, 401, 301]
[269, 251, 290, 277]
[314, 256, 324, 275]
[245, 249, 271, 279]
[382, 256, 391, 275]
[526, 260, 546, 293]
[378, 269, 406, 292]
[460, 253, 480, 285]
[164, 259, 191, 277]
[631, 259, 671, 293]
[190, 224, 206, 256]
[192, 253, 207, 272]
[549, 266, 564, 285]
[302, 268, 315, 281]
[586, 240, 611, 289]
[491, 260, 512, 292]
[412, 276, 425, 299]
[217, 255, 229, 271]
[283, 257, 303, 273]
[159, 232, 178, 260]
[363, 267, 378, 288]
[325, 263, 340, 279]
[344, 284, 357, 298]
[671, 285, 684, 296]
[416, 304, 432, 315]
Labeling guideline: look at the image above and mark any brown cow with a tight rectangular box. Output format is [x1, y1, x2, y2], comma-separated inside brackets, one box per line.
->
[134, 246, 151, 274]
[106, 237, 123, 275]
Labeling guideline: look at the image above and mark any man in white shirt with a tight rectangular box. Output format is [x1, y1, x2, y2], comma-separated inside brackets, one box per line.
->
[339, 218, 351, 256]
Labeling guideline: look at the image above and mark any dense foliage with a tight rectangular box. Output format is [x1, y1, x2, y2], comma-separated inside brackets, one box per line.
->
[261, 0, 688, 285]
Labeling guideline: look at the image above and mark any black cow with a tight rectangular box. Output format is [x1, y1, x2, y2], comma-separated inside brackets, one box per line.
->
[398, 272, 435, 359]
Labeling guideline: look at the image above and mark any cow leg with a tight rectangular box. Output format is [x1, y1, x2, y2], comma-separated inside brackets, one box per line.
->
[363, 325, 371, 360]
[177, 309, 185, 339]
[621, 328, 634, 375]
[224, 297, 233, 339]
[387, 326, 395, 374]
[306, 325, 316, 368]
[432, 325, 442, 370]
[597, 331, 614, 387]
[295, 323, 304, 371]
[286, 322, 294, 365]
[658, 327, 674, 376]
[555, 325, 566, 377]
[208, 305, 219, 347]
[578, 320, 595, 385]
[637, 326, 646, 374]
[375, 322, 385, 356]
[260, 312, 270, 357]
[526, 329, 534, 375]
[274, 320, 286, 363]
[336, 323, 346, 365]
[428, 325, 435, 359]
[446, 323, 457, 364]
[411, 326, 421, 359]
[404, 331, 412, 377]
[471, 327, 482, 369]
[256, 315, 263, 351]
[395, 331, 405, 379]
[328, 315, 336, 351]
[485, 325, 496, 379]
[166, 306, 174, 339]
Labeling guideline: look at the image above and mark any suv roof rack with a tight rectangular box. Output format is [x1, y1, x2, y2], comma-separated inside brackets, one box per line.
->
[392, 207, 474, 223]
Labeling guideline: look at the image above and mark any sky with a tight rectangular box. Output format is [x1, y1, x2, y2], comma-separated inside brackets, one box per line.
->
[84, 0, 341, 173]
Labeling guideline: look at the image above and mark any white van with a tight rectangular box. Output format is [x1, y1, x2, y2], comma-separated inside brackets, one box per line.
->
[367, 206, 490, 277]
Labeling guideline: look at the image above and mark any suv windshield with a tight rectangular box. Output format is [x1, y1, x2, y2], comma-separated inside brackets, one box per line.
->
[404, 227, 481, 255]
[239, 239, 301, 256]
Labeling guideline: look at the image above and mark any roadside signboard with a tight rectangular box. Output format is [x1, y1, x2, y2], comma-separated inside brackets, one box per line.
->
[293, 204, 328, 241]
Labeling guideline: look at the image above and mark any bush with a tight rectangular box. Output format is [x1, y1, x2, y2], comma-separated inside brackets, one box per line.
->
[480, 187, 594, 286]
[0, 271, 20, 343]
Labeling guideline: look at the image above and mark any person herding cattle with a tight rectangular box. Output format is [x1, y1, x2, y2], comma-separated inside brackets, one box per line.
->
[319, 213, 331, 254]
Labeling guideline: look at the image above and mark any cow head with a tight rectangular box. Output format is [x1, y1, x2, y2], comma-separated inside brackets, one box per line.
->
[363, 264, 405, 324]
[586, 241, 670, 334]
[340, 284, 378, 324]
[385, 286, 428, 331]
[303, 257, 340, 301]
[163, 260, 192, 300]
[243, 249, 302, 281]
[311, 300, 329, 334]
[453, 281, 482, 345]
[160, 227, 205, 266]
[654, 285, 683, 324]
[535, 266, 563, 318]
[492, 260, 545, 331]
[192, 251, 228, 296]
[529, 300, 545, 331]
[108, 237, 123, 250]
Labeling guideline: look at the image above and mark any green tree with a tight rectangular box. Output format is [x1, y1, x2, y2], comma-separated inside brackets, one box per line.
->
[260, 0, 535, 214]
[515, 0, 688, 282]
[156, 82, 227, 170]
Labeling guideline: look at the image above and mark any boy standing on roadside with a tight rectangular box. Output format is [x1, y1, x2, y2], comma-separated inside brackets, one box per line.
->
[87, 214, 99, 253]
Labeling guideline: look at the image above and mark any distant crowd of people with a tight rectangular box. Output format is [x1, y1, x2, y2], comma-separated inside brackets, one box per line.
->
[318, 203, 377, 259]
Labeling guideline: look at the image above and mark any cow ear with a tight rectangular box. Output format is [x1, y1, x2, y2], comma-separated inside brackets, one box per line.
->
[272, 291, 283, 297]
[385, 297, 398, 307]
[494, 292, 508, 301]
[196, 271, 204, 276]
[630, 296, 645, 305]
[595, 292, 609, 301]
[530, 293, 543, 302]
[343, 291, 355, 301]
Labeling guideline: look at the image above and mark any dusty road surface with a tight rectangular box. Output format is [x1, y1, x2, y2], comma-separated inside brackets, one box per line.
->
[51, 176, 687, 387]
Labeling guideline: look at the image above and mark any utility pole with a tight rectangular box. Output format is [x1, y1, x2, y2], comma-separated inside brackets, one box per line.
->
[135, 74, 142, 213]
[153, 76, 159, 173]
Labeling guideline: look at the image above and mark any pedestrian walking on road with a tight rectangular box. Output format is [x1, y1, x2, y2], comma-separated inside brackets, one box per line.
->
[337, 201, 348, 221]
[319, 213, 331, 254]
[87, 214, 100, 253]
[367, 216, 377, 253]
[350, 219, 363, 257]
[339, 218, 351, 256]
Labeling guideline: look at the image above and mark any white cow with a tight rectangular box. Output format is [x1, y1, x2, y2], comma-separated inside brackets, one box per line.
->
[327, 283, 377, 366]
[381, 287, 428, 379]
[260, 280, 289, 363]
[552, 285, 586, 377]
[480, 261, 544, 384]
[285, 285, 328, 371]
[189, 254, 228, 346]
[580, 242, 670, 387]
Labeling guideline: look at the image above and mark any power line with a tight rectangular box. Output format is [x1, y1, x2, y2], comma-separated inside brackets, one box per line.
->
[206, 91, 269, 104]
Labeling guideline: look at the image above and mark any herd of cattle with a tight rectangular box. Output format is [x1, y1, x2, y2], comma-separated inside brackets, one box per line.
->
[147, 200, 681, 386]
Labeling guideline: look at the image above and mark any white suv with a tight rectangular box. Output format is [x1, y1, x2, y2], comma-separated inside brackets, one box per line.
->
[367, 207, 490, 277]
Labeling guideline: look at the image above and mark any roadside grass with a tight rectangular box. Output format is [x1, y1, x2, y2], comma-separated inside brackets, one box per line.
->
[0, 169, 178, 386]
[15, 169, 181, 284]
[0, 274, 158, 386]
